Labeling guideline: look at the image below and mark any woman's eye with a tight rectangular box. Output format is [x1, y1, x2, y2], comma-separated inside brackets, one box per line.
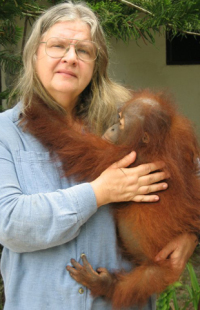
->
[77, 48, 90, 55]
[48, 42, 65, 49]
[53, 45, 65, 49]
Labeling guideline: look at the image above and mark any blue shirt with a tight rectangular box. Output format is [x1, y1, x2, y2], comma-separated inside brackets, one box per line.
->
[0, 103, 156, 310]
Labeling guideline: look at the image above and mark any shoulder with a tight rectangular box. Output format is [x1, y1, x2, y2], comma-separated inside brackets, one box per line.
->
[0, 102, 22, 128]
[0, 102, 27, 147]
[0, 103, 51, 153]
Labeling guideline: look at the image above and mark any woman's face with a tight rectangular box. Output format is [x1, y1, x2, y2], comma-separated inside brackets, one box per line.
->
[35, 20, 95, 113]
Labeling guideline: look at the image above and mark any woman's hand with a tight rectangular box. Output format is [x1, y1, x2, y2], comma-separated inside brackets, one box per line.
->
[155, 233, 198, 276]
[90, 151, 169, 207]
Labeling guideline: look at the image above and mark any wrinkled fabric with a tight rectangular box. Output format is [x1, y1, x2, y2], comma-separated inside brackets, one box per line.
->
[0, 103, 156, 310]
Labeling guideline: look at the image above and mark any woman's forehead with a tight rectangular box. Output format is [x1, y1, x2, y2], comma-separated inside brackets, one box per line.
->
[43, 21, 92, 41]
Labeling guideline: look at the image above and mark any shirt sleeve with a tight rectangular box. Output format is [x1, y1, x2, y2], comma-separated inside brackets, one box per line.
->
[0, 142, 98, 253]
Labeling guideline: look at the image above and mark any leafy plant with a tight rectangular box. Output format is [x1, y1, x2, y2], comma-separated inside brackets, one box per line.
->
[157, 262, 200, 310]
[156, 282, 181, 310]
[0, 0, 45, 108]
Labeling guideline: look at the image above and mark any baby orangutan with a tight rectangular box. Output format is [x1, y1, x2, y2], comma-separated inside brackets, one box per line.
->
[66, 91, 200, 308]
[23, 90, 200, 309]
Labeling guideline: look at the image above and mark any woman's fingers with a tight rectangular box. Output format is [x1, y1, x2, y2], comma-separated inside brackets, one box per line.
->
[138, 170, 170, 186]
[138, 182, 168, 195]
[133, 194, 159, 202]
[91, 152, 170, 206]
[121, 161, 170, 187]
[112, 153, 166, 178]
[137, 161, 167, 176]
[112, 151, 137, 169]
[124, 161, 167, 177]
[133, 182, 168, 202]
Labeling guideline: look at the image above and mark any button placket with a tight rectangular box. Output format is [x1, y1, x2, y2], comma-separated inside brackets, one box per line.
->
[78, 287, 84, 294]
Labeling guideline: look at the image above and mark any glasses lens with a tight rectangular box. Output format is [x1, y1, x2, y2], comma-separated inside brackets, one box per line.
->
[46, 37, 67, 58]
[46, 37, 98, 61]
[75, 41, 97, 61]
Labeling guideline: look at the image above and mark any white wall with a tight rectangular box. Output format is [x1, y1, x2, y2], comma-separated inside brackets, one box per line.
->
[109, 34, 200, 138]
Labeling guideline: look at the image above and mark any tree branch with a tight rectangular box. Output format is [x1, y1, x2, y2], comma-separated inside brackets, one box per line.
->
[183, 30, 200, 36]
[119, 0, 200, 37]
[119, 0, 154, 16]
[13, 0, 18, 8]
[168, 25, 200, 37]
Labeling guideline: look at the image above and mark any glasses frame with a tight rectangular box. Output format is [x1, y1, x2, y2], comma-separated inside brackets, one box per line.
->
[40, 37, 100, 62]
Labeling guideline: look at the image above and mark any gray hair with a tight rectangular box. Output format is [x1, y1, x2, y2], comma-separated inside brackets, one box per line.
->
[14, 1, 131, 134]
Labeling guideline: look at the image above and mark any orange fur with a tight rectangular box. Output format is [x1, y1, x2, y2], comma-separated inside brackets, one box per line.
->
[22, 90, 200, 308]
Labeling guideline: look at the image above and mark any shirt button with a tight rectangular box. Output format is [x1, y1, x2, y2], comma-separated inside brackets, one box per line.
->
[78, 287, 84, 294]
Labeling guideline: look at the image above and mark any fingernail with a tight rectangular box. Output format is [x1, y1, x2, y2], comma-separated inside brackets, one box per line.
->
[155, 256, 160, 262]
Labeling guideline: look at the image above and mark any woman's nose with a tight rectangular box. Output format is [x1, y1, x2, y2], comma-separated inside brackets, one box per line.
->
[61, 45, 78, 64]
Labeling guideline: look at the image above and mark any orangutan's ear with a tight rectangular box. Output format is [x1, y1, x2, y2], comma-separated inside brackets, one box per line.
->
[142, 132, 150, 144]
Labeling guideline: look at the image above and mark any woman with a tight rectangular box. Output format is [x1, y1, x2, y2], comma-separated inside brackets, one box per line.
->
[0, 2, 197, 310]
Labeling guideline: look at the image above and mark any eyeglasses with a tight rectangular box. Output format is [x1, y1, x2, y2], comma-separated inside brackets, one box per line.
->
[40, 37, 99, 62]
